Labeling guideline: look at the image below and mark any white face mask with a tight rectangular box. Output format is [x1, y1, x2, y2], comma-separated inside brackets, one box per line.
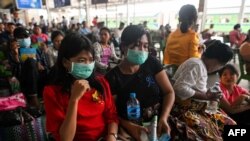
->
[17, 37, 31, 48]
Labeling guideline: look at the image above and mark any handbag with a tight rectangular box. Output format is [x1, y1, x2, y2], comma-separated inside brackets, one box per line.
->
[0, 107, 33, 127]
[0, 115, 47, 141]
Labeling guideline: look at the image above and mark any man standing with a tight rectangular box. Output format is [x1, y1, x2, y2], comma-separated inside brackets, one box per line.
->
[229, 24, 243, 48]
[11, 11, 25, 26]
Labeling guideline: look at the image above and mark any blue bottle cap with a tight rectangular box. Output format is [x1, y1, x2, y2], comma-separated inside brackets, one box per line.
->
[130, 92, 136, 98]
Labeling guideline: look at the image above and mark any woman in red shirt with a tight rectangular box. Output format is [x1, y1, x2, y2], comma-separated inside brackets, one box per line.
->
[219, 64, 250, 124]
[43, 33, 118, 141]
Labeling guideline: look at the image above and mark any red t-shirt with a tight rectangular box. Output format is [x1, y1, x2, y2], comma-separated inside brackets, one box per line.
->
[43, 77, 118, 141]
[31, 33, 49, 44]
[220, 83, 248, 105]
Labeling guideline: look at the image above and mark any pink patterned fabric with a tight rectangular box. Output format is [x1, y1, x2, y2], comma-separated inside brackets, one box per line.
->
[0, 93, 26, 111]
[100, 47, 112, 65]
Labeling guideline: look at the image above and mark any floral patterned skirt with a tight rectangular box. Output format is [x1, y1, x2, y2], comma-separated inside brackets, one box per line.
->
[169, 99, 236, 141]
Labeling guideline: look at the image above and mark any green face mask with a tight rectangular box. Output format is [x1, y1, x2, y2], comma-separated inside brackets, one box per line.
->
[69, 62, 95, 79]
[126, 49, 148, 65]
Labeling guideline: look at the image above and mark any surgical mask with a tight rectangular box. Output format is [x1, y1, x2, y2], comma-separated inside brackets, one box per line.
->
[18, 37, 31, 48]
[69, 62, 95, 79]
[126, 49, 148, 65]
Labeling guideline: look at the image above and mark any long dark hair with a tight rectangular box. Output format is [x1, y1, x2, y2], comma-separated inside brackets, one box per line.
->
[50, 33, 104, 94]
[218, 64, 239, 77]
[99, 27, 111, 45]
[203, 40, 233, 64]
[121, 25, 151, 48]
[179, 4, 197, 33]
[51, 30, 64, 41]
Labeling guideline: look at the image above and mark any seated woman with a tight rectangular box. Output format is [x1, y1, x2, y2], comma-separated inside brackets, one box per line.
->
[93, 27, 120, 75]
[47, 30, 64, 68]
[43, 33, 118, 141]
[9, 27, 40, 108]
[163, 4, 201, 66]
[219, 64, 250, 124]
[172, 40, 236, 140]
[105, 25, 175, 141]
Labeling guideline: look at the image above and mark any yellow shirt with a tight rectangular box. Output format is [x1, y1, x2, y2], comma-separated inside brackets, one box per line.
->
[163, 28, 201, 65]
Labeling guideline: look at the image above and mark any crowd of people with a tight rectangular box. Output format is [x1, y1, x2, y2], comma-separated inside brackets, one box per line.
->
[0, 4, 250, 141]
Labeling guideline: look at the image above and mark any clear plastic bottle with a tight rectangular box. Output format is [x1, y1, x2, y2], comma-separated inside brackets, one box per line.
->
[149, 116, 158, 141]
[141, 116, 158, 141]
[127, 93, 140, 121]
[206, 82, 222, 114]
[158, 133, 171, 141]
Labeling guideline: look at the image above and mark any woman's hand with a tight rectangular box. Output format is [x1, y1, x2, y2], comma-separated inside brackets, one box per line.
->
[245, 95, 250, 104]
[106, 134, 116, 141]
[157, 117, 171, 137]
[232, 94, 250, 107]
[70, 80, 90, 102]
[133, 125, 148, 141]
[206, 89, 222, 101]
[37, 62, 45, 71]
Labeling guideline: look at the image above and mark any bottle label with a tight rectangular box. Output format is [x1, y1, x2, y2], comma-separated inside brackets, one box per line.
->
[127, 105, 140, 120]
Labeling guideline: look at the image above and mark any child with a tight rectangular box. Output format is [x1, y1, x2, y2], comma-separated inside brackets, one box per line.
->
[219, 64, 250, 124]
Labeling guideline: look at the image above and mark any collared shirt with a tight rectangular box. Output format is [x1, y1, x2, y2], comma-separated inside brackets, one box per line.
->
[220, 83, 248, 105]
[11, 18, 25, 26]
[79, 27, 91, 35]
[173, 58, 208, 100]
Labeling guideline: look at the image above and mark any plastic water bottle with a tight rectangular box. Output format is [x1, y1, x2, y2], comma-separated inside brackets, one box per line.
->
[206, 82, 222, 114]
[127, 93, 140, 121]
[149, 116, 158, 141]
[158, 133, 171, 141]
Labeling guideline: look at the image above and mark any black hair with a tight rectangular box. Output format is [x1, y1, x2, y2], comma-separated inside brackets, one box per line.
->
[100, 27, 111, 35]
[7, 22, 15, 26]
[51, 30, 64, 41]
[13, 27, 30, 38]
[218, 64, 239, 77]
[203, 40, 233, 64]
[120, 22, 125, 26]
[210, 24, 214, 28]
[7, 38, 18, 51]
[121, 25, 151, 47]
[15, 23, 23, 27]
[50, 33, 104, 94]
[179, 4, 197, 33]
[234, 24, 241, 30]
[34, 25, 42, 29]
[99, 27, 111, 44]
